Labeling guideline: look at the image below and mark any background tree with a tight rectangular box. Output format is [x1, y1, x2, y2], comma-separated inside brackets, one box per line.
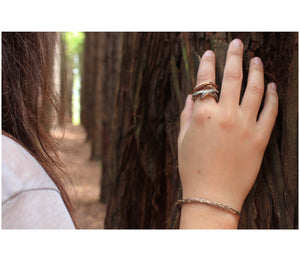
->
[39, 33, 57, 131]
[60, 33, 73, 124]
[99, 33, 123, 203]
[81, 32, 102, 160]
[80, 32, 123, 196]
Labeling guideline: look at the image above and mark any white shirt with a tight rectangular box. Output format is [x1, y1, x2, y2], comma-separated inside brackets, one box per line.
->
[2, 134, 75, 229]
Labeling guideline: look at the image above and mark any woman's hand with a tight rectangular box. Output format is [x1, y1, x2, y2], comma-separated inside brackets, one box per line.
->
[178, 39, 278, 228]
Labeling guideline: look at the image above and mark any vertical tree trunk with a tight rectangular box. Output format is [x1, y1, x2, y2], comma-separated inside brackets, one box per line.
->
[99, 32, 123, 203]
[237, 32, 298, 229]
[105, 33, 182, 228]
[104, 32, 298, 229]
[91, 32, 106, 161]
[60, 33, 73, 124]
[81, 32, 110, 161]
[40, 33, 57, 131]
[81, 32, 97, 143]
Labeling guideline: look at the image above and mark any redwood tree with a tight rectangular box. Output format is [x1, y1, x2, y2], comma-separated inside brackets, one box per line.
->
[59, 33, 73, 124]
[102, 32, 297, 229]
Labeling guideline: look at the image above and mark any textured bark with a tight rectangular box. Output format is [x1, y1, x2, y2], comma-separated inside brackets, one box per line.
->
[105, 33, 182, 228]
[103, 32, 298, 229]
[99, 33, 123, 203]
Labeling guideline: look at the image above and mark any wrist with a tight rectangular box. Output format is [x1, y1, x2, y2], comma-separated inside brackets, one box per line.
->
[182, 183, 245, 213]
[179, 202, 240, 229]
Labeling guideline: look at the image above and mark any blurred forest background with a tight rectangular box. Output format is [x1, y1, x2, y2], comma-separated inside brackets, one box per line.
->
[47, 32, 297, 229]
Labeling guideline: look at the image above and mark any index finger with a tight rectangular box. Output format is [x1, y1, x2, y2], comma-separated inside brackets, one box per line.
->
[194, 50, 217, 107]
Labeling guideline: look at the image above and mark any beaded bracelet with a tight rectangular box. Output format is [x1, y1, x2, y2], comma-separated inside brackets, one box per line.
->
[176, 198, 241, 218]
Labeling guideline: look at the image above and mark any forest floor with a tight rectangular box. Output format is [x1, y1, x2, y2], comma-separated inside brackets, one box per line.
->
[52, 122, 106, 229]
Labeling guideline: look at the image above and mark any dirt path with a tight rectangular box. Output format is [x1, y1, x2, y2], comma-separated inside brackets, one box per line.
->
[53, 123, 106, 229]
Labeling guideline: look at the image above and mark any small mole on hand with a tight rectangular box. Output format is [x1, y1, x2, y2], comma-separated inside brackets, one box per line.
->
[208, 116, 211, 119]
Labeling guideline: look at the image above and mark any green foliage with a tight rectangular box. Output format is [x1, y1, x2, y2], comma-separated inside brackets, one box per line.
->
[64, 32, 85, 58]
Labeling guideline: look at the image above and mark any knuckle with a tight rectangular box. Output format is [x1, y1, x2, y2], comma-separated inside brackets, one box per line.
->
[249, 84, 264, 96]
[224, 69, 243, 80]
[253, 132, 267, 150]
[193, 105, 211, 123]
[240, 120, 251, 136]
[218, 110, 235, 128]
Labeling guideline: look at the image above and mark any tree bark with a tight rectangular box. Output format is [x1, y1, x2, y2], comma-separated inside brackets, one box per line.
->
[99, 32, 123, 203]
[105, 33, 183, 228]
[103, 32, 298, 229]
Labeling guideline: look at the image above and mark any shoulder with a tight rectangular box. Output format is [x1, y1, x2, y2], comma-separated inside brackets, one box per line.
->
[2, 134, 58, 202]
[1, 134, 75, 229]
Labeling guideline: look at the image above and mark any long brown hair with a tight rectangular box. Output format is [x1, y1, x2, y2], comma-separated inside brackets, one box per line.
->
[2, 32, 77, 227]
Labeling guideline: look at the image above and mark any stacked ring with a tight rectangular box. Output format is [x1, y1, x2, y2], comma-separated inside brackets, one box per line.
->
[192, 89, 219, 101]
[192, 81, 219, 102]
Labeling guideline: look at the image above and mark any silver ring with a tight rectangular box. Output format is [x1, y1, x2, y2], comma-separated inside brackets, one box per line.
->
[192, 89, 219, 101]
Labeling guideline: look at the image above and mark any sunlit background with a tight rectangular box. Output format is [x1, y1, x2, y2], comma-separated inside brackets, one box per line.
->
[63, 32, 85, 125]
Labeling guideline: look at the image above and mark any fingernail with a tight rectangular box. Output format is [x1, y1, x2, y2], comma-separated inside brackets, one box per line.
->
[253, 57, 262, 65]
[269, 82, 277, 91]
[231, 39, 243, 48]
[203, 50, 214, 57]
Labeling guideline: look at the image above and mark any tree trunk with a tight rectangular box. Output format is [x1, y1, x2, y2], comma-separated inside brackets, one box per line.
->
[99, 32, 123, 203]
[105, 33, 183, 228]
[60, 33, 73, 124]
[81, 32, 97, 144]
[90, 33, 106, 161]
[40, 32, 57, 131]
[103, 32, 298, 229]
